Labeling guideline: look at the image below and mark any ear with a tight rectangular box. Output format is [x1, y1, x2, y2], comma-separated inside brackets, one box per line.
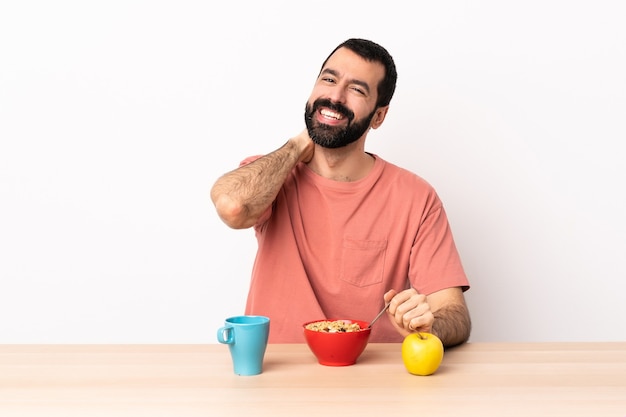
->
[370, 106, 389, 129]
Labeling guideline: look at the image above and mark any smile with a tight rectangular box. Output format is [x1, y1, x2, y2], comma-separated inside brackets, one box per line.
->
[320, 108, 344, 120]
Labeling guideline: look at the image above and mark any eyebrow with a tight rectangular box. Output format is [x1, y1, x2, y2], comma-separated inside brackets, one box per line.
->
[320, 68, 371, 95]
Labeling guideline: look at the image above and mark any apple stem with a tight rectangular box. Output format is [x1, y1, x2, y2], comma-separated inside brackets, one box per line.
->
[416, 331, 425, 340]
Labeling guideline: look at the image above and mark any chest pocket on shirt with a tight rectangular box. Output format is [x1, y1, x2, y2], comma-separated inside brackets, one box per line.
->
[340, 237, 387, 287]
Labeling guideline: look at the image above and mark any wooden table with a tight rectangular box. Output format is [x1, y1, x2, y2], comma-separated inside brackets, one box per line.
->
[1, 343, 625, 416]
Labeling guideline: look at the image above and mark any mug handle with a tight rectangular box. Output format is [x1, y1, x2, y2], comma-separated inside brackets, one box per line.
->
[217, 325, 234, 344]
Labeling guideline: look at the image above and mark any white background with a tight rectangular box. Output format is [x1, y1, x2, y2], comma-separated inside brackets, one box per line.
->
[1, 1, 625, 343]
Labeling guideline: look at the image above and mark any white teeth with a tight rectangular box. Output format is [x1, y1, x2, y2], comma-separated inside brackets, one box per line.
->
[320, 109, 343, 120]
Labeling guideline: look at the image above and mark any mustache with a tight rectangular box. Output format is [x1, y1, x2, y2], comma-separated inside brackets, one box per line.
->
[309, 98, 355, 121]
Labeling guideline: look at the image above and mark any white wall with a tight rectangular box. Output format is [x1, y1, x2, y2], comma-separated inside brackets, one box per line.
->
[1, 0, 625, 343]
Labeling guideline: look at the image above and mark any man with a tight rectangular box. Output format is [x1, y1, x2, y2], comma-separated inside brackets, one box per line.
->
[211, 38, 471, 347]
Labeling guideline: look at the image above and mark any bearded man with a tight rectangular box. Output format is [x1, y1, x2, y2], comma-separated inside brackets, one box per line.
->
[210, 38, 471, 347]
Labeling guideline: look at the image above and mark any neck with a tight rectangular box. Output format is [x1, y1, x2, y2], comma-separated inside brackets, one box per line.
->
[307, 142, 375, 182]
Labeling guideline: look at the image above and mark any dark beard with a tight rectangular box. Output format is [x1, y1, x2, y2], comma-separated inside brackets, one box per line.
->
[304, 99, 375, 149]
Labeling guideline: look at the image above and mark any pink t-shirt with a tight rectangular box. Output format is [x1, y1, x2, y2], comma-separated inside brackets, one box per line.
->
[242, 154, 469, 343]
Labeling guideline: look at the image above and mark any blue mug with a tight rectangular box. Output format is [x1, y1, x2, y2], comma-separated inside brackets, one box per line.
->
[217, 315, 270, 376]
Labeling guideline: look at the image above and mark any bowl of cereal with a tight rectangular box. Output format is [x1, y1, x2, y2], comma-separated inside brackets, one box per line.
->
[303, 319, 371, 366]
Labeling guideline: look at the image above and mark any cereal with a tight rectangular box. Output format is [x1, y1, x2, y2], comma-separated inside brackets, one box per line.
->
[305, 320, 362, 333]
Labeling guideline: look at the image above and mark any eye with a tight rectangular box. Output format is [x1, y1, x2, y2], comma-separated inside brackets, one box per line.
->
[321, 77, 336, 84]
[351, 86, 366, 96]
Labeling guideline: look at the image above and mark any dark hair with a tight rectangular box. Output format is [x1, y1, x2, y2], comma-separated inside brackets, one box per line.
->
[320, 38, 397, 108]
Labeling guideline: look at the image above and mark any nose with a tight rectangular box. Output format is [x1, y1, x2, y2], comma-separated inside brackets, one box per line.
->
[325, 85, 347, 104]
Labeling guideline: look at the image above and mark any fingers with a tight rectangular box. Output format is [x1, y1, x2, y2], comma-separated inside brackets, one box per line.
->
[387, 288, 434, 334]
[293, 129, 315, 163]
[406, 309, 434, 333]
[383, 289, 397, 304]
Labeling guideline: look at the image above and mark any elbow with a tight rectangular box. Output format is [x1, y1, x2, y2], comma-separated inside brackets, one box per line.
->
[212, 193, 254, 229]
[440, 326, 471, 349]
[433, 303, 472, 348]
[448, 322, 471, 348]
[451, 316, 472, 348]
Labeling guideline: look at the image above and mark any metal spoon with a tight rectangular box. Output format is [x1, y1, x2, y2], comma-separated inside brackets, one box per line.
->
[366, 302, 390, 329]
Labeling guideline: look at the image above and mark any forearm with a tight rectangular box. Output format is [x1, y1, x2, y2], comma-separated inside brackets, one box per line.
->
[431, 303, 472, 348]
[211, 139, 305, 229]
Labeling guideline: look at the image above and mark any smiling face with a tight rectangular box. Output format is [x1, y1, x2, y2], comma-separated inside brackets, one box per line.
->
[304, 47, 388, 149]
